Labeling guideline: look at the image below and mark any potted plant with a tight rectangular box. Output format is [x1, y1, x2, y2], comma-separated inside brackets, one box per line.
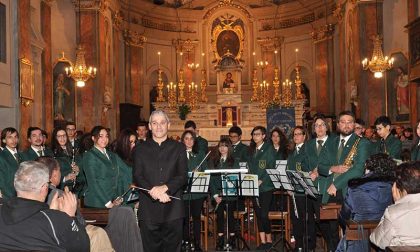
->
[178, 103, 191, 120]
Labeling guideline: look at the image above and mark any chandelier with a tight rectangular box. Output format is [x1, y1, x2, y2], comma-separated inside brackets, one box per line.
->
[65, 0, 96, 87]
[361, 0, 393, 78]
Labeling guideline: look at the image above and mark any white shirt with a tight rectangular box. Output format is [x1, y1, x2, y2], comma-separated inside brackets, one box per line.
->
[316, 135, 328, 148]
[256, 142, 264, 151]
[296, 143, 304, 153]
[339, 134, 352, 148]
[95, 146, 109, 160]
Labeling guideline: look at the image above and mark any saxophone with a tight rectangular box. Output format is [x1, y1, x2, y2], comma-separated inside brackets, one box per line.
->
[343, 137, 361, 167]
[334, 137, 361, 179]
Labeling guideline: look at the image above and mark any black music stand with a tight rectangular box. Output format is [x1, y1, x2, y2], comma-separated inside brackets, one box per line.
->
[184, 171, 210, 251]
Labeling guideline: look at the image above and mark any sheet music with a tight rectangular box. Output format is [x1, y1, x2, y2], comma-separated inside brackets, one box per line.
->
[240, 174, 259, 196]
[188, 172, 210, 193]
[221, 174, 240, 196]
[266, 169, 282, 189]
[300, 171, 319, 195]
[276, 165, 295, 191]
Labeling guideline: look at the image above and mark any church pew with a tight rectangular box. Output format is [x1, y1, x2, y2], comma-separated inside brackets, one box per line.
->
[386, 246, 420, 252]
[79, 208, 109, 226]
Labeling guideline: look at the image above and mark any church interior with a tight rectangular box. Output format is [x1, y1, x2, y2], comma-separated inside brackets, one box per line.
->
[0, 0, 419, 143]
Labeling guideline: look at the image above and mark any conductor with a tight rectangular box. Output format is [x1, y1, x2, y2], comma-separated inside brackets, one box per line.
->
[133, 110, 188, 252]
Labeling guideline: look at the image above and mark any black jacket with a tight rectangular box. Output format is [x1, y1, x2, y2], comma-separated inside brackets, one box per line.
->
[0, 197, 90, 252]
[133, 138, 187, 223]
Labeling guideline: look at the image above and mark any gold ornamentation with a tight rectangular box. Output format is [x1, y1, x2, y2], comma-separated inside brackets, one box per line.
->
[211, 14, 244, 63]
[251, 68, 259, 102]
[260, 13, 315, 31]
[65, 45, 97, 87]
[294, 65, 304, 100]
[282, 79, 292, 107]
[311, 24, 335, 42]
[156, 69, 165, 102]
[177, 69, 186, 103]
[257, 36, 284, 52]
[123, 29, 147, 47]
[200, 69, 208, 102]
[172, 39, 199, 53]
[272, 68, 281, 104]
[362, 35, 394, 78]
[333, 3, 344, 23]
[203, 1, 251, 20]
[112, 11, 123, 30]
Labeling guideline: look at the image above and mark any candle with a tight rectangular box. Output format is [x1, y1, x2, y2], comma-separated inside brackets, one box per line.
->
[158, 52, 161, 69]
[295, 48, 299, 66]
[274, 50, 278, 66]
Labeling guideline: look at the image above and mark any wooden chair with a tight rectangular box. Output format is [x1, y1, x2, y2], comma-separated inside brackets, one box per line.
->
[319, 203, 342, 251]
[79, 208, 109, 226]
[345, 220, 379, 252]
[268, 191, 291, 242]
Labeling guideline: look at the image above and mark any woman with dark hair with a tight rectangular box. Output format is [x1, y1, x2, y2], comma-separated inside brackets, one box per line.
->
[180, 130, 207, 252]
[412, 120, 420, 161]
[51, 127, 81, 190]
[82, 125, 132, 208]
[208, 138, 239, 251]
[336, 153, 395, 252]
[270, 127, 289, 160]
[110, 128, 137, 166]
[371, 161, 420, 249]
[248, 126, 276, 250]
[78, 133, 93, 154]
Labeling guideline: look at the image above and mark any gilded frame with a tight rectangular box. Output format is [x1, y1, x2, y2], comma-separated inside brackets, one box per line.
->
[19, 57, 34, 101]
[211, 18, 244, 62]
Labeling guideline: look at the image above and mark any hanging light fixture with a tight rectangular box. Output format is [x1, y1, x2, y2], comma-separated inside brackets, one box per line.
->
[362, 0, 394, 78]
[65, 0, 96, 87]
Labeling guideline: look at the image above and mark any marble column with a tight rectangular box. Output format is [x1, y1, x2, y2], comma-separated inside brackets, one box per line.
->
[41, 0, 53, 136]
[312, 24, 335, 115]
[407, 0, 419, 125]
[18, 0, 32, 149]
[355, 1, 385, 124]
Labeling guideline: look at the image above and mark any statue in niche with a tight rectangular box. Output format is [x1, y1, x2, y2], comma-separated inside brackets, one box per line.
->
[394, 67, 409, 115]
[54, 73, 70, 120]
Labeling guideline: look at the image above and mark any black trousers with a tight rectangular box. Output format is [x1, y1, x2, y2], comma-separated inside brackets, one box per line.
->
[290, 195, 318, 251]
[140, 218, 183, 252]
[183, 197, 205, 243]
[253, 190, 273, 233]
[216, 199, 237, 234]
[319, 191, 343, 251]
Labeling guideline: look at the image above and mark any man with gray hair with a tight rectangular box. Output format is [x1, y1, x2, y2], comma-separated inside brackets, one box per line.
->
[133, 110, 187, 252]
[0, 161, 90, 251]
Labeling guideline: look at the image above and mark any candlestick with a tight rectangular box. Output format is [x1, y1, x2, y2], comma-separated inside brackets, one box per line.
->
[158, 52, 161, 68]
[295, 48, 299, 66]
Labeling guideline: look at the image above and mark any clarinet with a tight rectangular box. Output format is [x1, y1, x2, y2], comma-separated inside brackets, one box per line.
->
[291, 192, 299, 219]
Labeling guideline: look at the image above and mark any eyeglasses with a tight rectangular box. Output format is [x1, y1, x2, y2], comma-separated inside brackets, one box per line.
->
[294, 132, 304, 136]
[314, 123, 326, 128]
[252, 133, 262, 136]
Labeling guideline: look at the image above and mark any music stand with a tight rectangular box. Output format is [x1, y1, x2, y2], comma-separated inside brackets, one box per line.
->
[286, 170, 319, 252]
[204, 168, 254, 251]
[184, 171, 210, 251]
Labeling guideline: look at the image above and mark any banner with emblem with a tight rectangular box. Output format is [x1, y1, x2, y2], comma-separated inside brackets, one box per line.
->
[266, 108, 295, 137]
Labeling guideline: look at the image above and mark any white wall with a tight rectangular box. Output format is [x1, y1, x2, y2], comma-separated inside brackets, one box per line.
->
[51, 0, 76, 62]
[383, 0, 408, 56]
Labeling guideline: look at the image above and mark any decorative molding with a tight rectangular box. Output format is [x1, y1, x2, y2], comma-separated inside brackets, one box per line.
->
[257, 36, 284, 52]
[260, 13, 315, 31]
[172, 38, 199, 53]
[311, 24, 335, 43]
[72, 0, 108, 12]
[123, 29, 146, 47]
[203, 0, 251, 20]
[333, 3, 345, 24]
[41, 0, 55, 6]
[112, 10, 124, 30]
[141, 17, 196, 33]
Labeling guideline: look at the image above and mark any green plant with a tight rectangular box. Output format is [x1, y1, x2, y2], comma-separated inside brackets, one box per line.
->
[178, 103, 191, 120]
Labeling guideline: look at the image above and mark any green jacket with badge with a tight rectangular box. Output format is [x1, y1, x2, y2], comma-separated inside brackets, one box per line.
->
[82, 147, 132, 208]
[371, 134, 402, 159]
[247, 142, 276, 193]
[0, 148, 21, 199]
[183, 150, 209, 200]
[318, 133, 370, 204]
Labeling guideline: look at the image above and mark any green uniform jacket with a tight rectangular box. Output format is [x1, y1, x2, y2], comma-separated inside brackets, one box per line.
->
[20, 147, 54, 161]
[371, 134, 402, 159]
[208, 157, 239, 201]
[247, 142, 276, 193]
[318, 133, 370, 204]
[301, 136, 335, 196]
[197, 136, 209, 154]
[183, 150, 209, 200]
[82, 147, 132, 208]
[412, 143, 420, 161]
[0, 149, 20, 199]
[232, 142, 248, 163]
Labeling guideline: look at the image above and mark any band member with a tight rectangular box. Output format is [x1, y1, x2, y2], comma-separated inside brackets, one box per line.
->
[318, 111, 370, 251]
[133, 110, 187, 252]
[209, 138, 239, 251]
[412, 120, 420, 161]
[0, 128, 21, 199]
[181, 130, 207, 252]
[65, 122, 80, 149]
[51, 127, 81, 191]
[270, 127, 289, 160]
[228, 126, 248, 163]
[372, 115, 402, 159]
[21, 127, 54, 161]
[184, 120, 208, 154]
[136, 121, 149, 143]
[248, 126, 276, 250]
[82, 126, 132, 208]
[302, 115, 335, 252]
[288, 126, 316, 251]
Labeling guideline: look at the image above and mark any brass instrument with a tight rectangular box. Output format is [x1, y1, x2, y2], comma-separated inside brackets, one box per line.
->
[343, 137, 361, 167]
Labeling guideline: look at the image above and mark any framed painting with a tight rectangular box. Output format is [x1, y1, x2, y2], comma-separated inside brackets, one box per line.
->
[53, 57, 75, 122]
[19, 57, 34, 101]
[386, 52, 410, 123]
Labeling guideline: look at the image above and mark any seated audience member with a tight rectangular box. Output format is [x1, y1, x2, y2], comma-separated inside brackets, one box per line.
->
[370, 161, 420, 249]
[0, 161, 90, 251]
[37, 156, 115, 252]
[336, 153, 395, 252]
